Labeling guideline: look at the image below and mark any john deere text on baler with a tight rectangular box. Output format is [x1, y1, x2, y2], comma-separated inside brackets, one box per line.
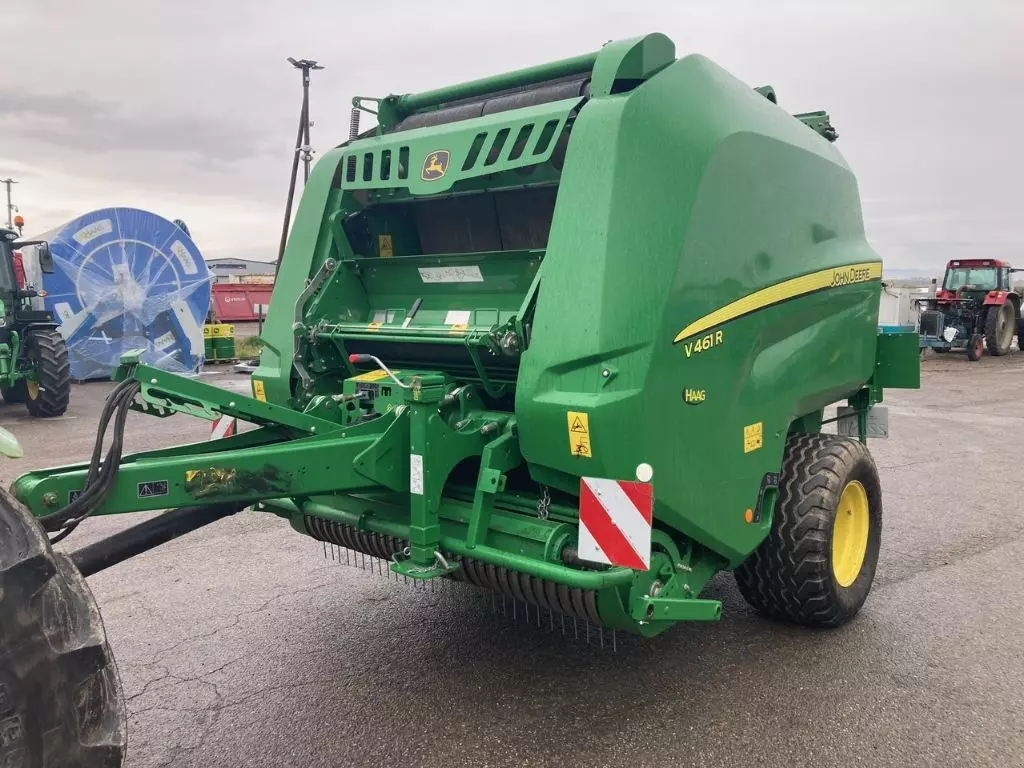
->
[12, 33, 919, 638]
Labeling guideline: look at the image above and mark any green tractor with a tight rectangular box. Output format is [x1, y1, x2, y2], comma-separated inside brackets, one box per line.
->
[0, 228, 71, 416]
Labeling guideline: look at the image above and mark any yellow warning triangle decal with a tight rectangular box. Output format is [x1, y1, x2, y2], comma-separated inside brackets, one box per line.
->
[570, 416, 587, 433]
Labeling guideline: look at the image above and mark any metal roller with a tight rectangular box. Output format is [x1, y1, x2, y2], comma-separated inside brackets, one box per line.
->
[392, 74, 590, 133]
[303, 516, 604, 624]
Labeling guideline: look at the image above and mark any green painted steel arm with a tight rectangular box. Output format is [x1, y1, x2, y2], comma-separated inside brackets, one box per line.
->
[118, 358, 337, 435]
[14, 427, 389, 518]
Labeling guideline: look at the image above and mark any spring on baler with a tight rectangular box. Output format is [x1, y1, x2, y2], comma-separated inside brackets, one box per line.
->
[303, 516, 604, 625]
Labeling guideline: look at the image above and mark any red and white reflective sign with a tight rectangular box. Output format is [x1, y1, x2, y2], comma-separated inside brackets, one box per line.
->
[210, 415, 237, 441]
[578, 477, 653, 571]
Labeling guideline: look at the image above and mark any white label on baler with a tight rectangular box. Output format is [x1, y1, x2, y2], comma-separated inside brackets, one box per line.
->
[154, 331, 176, 350]
[410, 454, 424, 495]
[54, 302, 75, 324]
[417, 266, 483, 284]
[170, 241, 198, 275]
[73, 219, 112, 245]
[444, 310, 471, 325]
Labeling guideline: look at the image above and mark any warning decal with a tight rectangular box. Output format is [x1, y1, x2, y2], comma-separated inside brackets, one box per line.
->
[352, 369, 397, 383]
[210, 415, 237, 441]
[744, 422, 764, 453]
[577, 477, 652, 570]
[252, 379, 267, 402]
[567, 411, 592, 458]
[137, 480, 169, 499]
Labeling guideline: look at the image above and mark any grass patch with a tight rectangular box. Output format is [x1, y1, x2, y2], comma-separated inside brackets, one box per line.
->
[235, 336, 263, 359]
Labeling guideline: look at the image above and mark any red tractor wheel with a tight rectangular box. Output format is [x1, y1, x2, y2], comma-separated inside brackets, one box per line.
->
[984, 301, 1015, 356]
[967, 333, 985, 361]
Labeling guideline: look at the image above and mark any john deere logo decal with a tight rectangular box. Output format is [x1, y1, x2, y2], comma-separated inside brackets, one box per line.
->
[421, 150, 450, 181]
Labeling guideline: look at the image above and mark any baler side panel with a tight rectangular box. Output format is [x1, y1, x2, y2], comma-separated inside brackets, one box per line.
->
[254, 147, 348, 406]
[517, 55, 881, 564]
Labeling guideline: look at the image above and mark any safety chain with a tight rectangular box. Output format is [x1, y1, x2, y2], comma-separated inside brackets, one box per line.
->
[536, 486, 551, 520]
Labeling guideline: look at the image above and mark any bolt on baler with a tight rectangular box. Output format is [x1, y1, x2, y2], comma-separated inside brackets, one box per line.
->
[13, 32, 919, 639]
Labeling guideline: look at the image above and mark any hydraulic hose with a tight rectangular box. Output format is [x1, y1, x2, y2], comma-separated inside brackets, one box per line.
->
[44, 378, 141, 543]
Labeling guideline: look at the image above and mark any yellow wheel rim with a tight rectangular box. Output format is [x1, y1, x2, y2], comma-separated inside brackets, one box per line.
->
[26, 380, 40, 400]
[832, 480, 870, 587]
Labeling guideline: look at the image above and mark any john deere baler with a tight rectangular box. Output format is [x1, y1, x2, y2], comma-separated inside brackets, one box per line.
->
[13, 33, 919, 637]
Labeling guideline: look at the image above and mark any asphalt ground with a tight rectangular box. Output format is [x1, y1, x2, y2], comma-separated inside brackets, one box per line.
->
[1, 354, 1022, 768]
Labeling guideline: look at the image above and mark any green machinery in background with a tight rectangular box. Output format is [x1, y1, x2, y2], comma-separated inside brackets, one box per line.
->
[13, 33, 919, 637]
[0, 229, 71, 417]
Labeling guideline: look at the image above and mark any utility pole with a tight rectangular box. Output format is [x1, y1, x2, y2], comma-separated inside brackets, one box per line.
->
[1, 178, 17, 228]
[275, 58, 323, 277]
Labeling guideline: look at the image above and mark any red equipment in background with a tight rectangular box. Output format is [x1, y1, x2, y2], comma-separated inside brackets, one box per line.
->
[12, 251, 26, 289]
[210, 283, 273, 322]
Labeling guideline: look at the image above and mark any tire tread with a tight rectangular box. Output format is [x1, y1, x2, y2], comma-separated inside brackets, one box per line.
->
[734, 433, 879, 628]
[24, 329, 71, 418]
[0, 486, 124, 767]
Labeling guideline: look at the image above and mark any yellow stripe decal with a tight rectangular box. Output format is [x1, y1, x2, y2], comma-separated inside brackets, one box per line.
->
[673, 262, 882, 343]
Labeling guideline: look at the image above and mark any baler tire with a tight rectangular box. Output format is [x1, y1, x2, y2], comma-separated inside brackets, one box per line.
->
[23, 329, 71, 418]
[984, 302, 1014, 356]
[966, 333, 985, 362]
[1, 380, 29, 403]
[733, 433, 882, 628]
[0, 486, 125, 767]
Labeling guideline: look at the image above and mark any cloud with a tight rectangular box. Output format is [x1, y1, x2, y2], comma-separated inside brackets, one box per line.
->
[1, 0, 1021, 265]
[0, 87, 270, 163]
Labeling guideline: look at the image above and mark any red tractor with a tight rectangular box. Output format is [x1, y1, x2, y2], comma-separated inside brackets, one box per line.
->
[918, 259, 1021, 361]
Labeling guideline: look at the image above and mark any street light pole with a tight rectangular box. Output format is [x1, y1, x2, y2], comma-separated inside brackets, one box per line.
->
[1, 178, 17, 228]
[275, 58, 323, 277]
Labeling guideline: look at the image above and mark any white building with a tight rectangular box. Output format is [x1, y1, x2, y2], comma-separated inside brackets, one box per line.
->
[205, 257, 277, 281]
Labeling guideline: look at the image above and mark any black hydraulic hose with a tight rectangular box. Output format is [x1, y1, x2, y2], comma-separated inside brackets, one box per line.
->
[50, 384, 136, 540]
[44, 379, 141, 542]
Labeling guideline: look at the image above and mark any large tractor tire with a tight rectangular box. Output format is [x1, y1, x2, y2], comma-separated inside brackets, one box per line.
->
[984, 302, 1015, 356]
[23, 329, 71, 418]
[734, 433, 882, 627]
[0, 487, 125, 767]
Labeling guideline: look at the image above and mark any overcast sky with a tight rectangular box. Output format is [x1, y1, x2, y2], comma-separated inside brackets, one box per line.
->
[2, 1, 1020, 273]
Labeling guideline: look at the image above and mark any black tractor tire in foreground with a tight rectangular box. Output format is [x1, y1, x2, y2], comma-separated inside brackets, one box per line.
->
[734, 433, 882, 627]
[23, 329, 71, 418]
[984, 301, 1015, 356]
[0, 380, 28, 403]
[966, 333, 985, 361]
[0, 486, 125, 767]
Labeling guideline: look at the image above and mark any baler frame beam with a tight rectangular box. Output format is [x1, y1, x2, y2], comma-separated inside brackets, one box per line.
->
[114, 355, 338, 436]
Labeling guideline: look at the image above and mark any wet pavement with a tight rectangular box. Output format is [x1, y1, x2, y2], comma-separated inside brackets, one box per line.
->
[1, 356, 1021, 767]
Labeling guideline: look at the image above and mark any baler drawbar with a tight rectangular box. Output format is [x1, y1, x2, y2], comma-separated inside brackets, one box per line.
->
[14, 33, 919, 638]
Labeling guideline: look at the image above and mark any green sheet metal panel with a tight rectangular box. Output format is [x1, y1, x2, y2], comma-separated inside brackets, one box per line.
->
[514, 54, 882, 563]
